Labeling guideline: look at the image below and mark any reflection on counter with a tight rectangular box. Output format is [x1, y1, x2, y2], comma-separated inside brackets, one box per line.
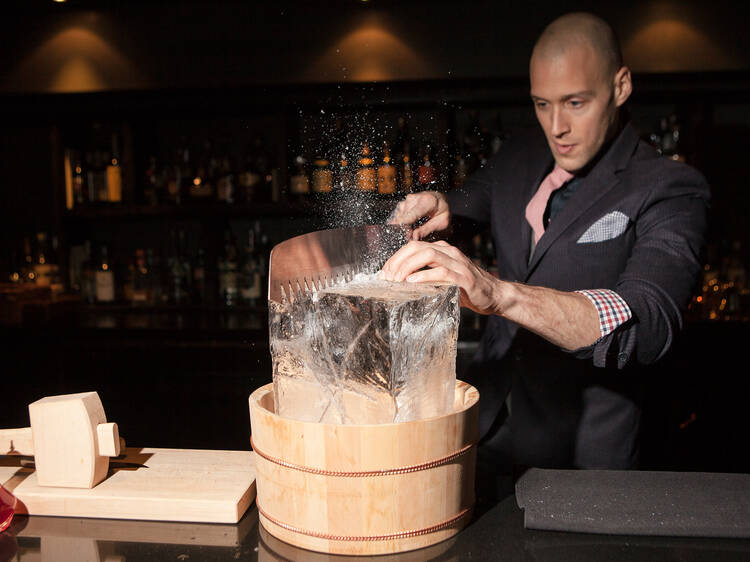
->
[6, 509, 259, 562]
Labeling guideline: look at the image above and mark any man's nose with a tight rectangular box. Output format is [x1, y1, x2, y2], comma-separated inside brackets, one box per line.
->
[550, 107, 569, 137]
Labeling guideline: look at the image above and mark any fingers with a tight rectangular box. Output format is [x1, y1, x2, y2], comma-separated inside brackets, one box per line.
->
[412, 212, 451, 241]
[388, 193, 435, 226]
[381, 240, 456, 282]
[403, 265, 460, 284]
[388, 192, 450, 241]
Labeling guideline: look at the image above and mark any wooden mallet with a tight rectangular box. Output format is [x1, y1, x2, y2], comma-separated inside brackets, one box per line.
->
[0, 391, 122, 488]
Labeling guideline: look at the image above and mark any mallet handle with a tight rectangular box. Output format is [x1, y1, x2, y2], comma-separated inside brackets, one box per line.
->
[0, 427, 34, 456]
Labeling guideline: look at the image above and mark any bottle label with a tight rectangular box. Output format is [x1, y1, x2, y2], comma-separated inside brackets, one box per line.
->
[95, 270, 115, 302]
[33, 264, 54, 287]
[377, 166, 396, 194]
[290, 174, 310, 194]
[312, 169, 333, 193]
[106, 165, 122, 202]
[356, 168, 376, 192]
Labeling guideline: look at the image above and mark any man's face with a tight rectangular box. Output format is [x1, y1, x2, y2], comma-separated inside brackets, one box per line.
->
[530, 44, 627, 173]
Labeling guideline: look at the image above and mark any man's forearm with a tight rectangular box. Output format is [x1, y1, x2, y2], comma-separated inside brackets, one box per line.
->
[493, 279, 602, 351]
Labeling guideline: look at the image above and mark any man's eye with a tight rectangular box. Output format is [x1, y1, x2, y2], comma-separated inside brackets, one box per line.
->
[535, 101, 547, 109]
[569, 100, 584, 108]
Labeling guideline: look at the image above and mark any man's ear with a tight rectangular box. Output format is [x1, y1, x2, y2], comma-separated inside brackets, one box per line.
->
[613, 66, 632, 107]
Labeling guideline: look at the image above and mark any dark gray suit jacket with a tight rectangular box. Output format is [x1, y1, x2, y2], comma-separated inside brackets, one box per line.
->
[447, 122, 710, 470]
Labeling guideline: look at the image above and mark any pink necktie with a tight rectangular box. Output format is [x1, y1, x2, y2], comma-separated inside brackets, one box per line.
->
[525, 164, 574, 244]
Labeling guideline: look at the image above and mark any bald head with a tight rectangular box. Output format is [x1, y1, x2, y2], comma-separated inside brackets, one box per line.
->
[528, 13, 632, 172]
[532, 12, 623, 82]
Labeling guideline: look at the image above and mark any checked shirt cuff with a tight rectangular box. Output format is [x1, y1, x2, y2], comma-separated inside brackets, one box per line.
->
[576, 289, 632, 338]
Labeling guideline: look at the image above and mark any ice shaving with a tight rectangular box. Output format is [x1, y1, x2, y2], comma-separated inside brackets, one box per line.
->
[269, 270, 460, 425]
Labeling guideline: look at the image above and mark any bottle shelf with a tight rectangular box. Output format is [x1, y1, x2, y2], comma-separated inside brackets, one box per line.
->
[62, 193, 405, 222]
[63, 202, 312, 221]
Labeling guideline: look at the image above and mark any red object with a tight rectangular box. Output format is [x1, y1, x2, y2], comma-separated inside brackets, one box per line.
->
[0, 484, 16, 533]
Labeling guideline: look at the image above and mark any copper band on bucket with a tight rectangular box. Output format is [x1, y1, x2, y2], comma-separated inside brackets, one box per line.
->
[257, 502, 472, 542]
[251, 435, 475, 477]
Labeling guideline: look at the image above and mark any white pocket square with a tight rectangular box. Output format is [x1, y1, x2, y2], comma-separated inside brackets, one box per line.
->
[577, 211, 630, 243]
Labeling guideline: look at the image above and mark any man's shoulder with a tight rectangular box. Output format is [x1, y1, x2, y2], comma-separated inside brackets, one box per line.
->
[627, 141, 711, 200]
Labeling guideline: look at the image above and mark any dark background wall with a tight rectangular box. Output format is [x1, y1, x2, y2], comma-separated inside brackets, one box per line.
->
[4, 0, 749, 94]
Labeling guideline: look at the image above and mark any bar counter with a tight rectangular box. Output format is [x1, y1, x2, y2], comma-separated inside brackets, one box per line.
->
[5, 492, 750, 561]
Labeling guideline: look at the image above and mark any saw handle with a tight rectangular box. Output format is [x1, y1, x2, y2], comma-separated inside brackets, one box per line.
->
[0, 424, 124, 457]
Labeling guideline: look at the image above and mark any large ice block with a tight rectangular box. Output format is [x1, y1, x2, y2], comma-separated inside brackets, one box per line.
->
[269, 275, 460, 424]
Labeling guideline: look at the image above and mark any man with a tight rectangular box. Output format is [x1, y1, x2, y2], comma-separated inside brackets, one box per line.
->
[383, 13, 710, 486]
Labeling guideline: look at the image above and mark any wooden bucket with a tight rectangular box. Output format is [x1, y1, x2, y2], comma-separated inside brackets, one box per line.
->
[248, 380, 479, 555]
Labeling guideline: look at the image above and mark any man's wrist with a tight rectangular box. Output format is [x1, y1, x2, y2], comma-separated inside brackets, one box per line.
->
[491, 278, 516, 317]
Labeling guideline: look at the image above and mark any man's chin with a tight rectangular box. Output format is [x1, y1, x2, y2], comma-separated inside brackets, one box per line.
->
[552, 155, 584, 174]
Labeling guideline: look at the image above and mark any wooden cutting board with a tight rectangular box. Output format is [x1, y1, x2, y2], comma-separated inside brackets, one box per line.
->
[0, 447, 256, 524]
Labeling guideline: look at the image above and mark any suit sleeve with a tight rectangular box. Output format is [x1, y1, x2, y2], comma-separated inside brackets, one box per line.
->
[579, 162, 710, 369]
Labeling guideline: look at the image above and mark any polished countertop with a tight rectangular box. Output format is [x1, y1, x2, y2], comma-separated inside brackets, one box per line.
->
[4, 493, 750, 562]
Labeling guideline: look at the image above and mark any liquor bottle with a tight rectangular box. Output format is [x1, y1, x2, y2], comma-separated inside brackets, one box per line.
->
[145, 248, 162, 304]
[192, 247, 207, 304]
[122, 252, 135, 303]
[189, 142, 215, 200]
[7, 247, 21, 283]
[63, 150, 74, 210]
[289, 155, 310, 199]
[245, 137, 275, 204]
[216, 155, 235, 204]
[49, 234, 64, 294]
[311, 157, 333, 195]
[399, 144, 414, 194]
[393, 116, 411, 162]
[106, 133, 122, 203]
[167, 230, 190, 304]
[178, 142, 193, 203]
[143, 155, 160, 206]
[73, 156, 86, 206]
[166, 145, 185, 205]
[129, 249, 151, 305]
[32, 232, 53, 287]
[21, 237, 35, 283]
[87, 150, 108, 203]
[253, 220, 270, 299]
[80, 241, 96, 304]
[377, 142, 396, 195]
[238, 140, 262, 204]
[451, 148, 468, 190]
[95, 245, 115, 303]
[417, 145, 437, 191]
[356, 143, 377, 192]
[335, 152, 353, 191]
[239, 229, 263, 306]
[218, 229, 240, 307]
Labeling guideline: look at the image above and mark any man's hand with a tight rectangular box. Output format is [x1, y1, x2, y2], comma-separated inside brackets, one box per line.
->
[381, 240, 603, 351]
[389, 192, 451, 240]
[381, 240, 502, 315]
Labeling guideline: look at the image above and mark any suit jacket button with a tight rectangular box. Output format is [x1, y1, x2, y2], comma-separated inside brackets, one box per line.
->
[617, 352, 628, 362]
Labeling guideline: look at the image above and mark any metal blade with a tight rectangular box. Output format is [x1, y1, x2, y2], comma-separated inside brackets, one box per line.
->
[268, 224, 410, 303]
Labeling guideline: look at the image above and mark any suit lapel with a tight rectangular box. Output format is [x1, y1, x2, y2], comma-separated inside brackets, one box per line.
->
[524, 123, 641, 279]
